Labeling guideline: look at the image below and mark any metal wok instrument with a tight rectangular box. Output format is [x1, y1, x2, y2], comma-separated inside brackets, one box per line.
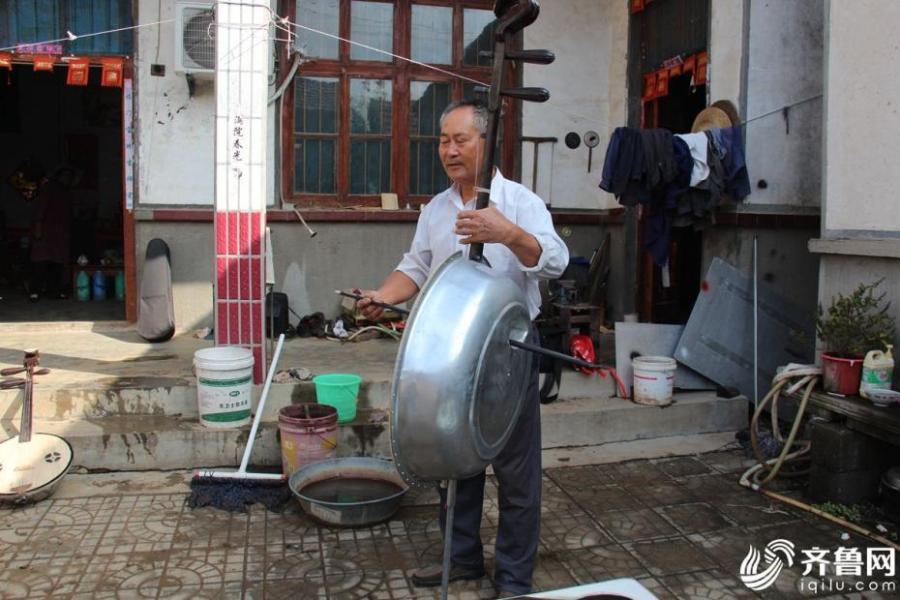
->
[0, 350, 73, 505]
[390, 252, 535, 484]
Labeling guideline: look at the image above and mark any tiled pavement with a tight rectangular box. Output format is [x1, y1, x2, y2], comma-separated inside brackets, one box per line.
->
[0, 449, 895, 599]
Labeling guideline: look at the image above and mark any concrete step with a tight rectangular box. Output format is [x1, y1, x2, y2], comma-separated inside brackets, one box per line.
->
[0, 378, 394, 420]
[2, 392, 748, 471]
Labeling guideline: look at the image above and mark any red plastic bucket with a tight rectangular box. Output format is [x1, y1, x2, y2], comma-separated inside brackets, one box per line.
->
[278, 403, 338, 476]
[821, 353, 864, 395]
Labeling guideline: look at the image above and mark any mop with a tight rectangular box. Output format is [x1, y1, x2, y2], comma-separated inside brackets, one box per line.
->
[188, 333, 291, 512]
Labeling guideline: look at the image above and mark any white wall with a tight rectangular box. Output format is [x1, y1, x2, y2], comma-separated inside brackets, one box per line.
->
[823, 0, 900, 234]
[708, 0, 745, 114]
[521, 0, 628, 210]
[744, 0, 823, 208]
[136, 0, 277, 206]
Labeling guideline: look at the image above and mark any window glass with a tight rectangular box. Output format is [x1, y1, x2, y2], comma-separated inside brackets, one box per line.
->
[294, 0, 339, 59]
[294, 77, 339, 193]
[463, 8, 497, 66]
[411, 4, 452, 65]
[350, 79, 393, 193]
[350, 1, 394, 61]
[409, 81, 451, 195]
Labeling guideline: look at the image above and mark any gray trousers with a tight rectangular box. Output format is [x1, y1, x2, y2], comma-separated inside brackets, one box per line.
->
[438, 345, 542, 595]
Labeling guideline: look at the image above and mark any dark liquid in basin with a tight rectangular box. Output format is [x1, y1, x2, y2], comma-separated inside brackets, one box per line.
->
[301, 477, 403, 503]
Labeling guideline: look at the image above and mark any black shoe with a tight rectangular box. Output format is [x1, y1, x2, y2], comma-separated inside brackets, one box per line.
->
[496, 590, 524, 599]
[410, 562, 486, 587]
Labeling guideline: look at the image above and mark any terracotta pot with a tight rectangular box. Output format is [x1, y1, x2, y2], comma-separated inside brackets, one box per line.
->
[821, 352, 864, 395]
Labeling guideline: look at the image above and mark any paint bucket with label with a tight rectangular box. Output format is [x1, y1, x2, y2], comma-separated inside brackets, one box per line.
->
[632, 355, 676, 406]
[193, 346, 254, 428]
[278, 403, 338, 477]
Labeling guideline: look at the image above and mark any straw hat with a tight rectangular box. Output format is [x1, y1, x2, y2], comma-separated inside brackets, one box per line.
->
[691, 106, 732, 133]
[711, 99, 740, 128]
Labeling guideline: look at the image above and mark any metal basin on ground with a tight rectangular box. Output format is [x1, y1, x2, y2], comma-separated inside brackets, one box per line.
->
[288, 457, 408, 527]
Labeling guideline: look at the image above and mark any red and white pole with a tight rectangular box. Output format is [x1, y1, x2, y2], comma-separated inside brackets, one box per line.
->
[214, 1, 270, 383]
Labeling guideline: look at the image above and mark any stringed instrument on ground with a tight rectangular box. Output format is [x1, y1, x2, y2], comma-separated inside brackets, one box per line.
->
[0, 349, 73, 505]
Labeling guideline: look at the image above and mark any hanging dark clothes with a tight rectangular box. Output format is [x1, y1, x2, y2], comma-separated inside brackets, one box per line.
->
[676, 130, 726, 228]
[599, 127, 646, 205]
[641, 128, 678, 191]
[646, 136, 692, 267]
[599, 124, 751, 267]
[710, 126, 751, 200]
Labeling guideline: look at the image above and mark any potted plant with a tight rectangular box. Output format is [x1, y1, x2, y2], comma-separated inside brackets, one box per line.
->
[816, 279, 895, 395]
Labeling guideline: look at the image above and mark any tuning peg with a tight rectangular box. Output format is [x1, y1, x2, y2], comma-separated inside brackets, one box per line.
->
[505, 49, 555, 65]
[494, 0, 540, 36]
[501, 87, 550, 102]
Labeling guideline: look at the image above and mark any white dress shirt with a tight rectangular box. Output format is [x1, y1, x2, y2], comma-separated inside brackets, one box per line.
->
[396, 170, 569, 319]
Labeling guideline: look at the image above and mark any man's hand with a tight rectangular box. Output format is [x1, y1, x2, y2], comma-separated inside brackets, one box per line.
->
[455, 207, 516, 245]
[355, 289, 388, 321]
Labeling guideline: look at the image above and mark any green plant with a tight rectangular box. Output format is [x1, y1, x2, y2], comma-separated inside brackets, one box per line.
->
[813, 501, 863, 523]
[816, 279, 895, 357]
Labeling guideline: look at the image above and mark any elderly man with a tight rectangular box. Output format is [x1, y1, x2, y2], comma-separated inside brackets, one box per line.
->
[358, 99, 568, 597]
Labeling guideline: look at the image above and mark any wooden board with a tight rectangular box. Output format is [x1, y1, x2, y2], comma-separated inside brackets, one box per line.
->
[789, 389, 900, 446]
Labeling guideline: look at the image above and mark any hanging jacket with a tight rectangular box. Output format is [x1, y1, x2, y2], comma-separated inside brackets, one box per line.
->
[599, 127, 646, 205]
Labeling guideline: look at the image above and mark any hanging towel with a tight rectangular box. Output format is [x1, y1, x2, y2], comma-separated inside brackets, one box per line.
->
[675, 132, 710, 187]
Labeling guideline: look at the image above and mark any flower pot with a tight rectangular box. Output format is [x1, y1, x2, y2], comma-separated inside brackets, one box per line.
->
[821, 352, 864, 395]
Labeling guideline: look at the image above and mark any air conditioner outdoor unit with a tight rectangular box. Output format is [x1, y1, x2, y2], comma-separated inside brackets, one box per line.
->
[174, 1, 216, 74]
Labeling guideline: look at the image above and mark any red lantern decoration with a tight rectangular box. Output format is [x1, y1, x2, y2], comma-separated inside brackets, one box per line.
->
[682, 54, 696, 74]
[0, 52, 11, 85]
[32, 55, 55, 71]
[695, 51, 709, 86]
[655, 68, 669, 98]
[642, 72, 657, 101]
[66, 58, 90, 86]
[100, 57, 123, 87]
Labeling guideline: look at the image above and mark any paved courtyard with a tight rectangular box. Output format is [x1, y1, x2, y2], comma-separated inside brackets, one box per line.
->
[0, 448, 894, 599]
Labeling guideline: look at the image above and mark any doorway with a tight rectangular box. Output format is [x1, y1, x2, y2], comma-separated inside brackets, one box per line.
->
[641, 72, 706, 324]
[0, 62, 125, 322]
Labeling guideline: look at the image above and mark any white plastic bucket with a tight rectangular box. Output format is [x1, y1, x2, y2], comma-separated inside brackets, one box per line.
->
[193, 346, 254, 428]
[632, 355, 676, 406]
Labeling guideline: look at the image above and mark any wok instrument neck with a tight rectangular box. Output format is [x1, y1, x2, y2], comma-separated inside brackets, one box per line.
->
[468, 0, 552, 264]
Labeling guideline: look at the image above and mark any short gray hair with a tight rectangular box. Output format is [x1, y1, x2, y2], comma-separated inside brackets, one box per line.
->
[439, 99, 489, 134]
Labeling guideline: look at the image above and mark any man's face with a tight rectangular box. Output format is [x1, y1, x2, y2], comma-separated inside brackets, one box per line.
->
[439, 106, 485, 188]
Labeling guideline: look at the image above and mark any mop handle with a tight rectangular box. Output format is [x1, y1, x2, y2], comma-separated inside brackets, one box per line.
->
[238, 333, 285, 474]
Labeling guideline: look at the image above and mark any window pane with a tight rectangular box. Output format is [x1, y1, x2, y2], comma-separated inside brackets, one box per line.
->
[463, 9, 497, 66]
[350, 79, 392, 134]
[410, 140, 449, 195]
[294, 76, 337, 194]
[410, 81, 450, 136]
[350, 139, 391, 194]
[411, 5, 452, 65]
[295, 0, 339, 59]
[294, 77, 338, 133]
[463, 81, 489, 101]
[409, 81, 451, 195]
[294, 139, 336, 193]
[350, 1, 393, 61]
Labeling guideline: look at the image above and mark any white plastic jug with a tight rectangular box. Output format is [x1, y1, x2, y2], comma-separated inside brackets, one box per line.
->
[860, 344, 893, 400]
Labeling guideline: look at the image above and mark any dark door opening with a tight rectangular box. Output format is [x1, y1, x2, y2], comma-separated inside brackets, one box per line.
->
[0, 63, 124, 322]
[641, 74, 707, 324]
